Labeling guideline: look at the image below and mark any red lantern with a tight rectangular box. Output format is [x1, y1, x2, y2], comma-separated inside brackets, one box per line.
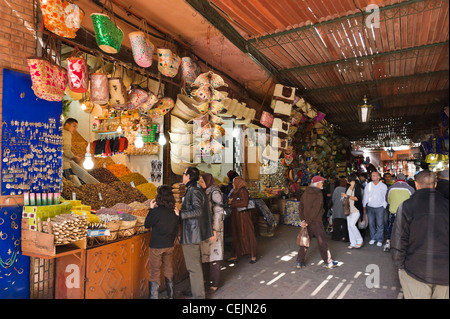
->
[67, 47, 89, 93]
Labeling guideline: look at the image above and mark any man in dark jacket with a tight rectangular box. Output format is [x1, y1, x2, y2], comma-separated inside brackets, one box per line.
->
[297, 176, 340, 269]
[435, 169, 449, 199]
[179, 167, 213, 299]
[391, 170, 449, 299]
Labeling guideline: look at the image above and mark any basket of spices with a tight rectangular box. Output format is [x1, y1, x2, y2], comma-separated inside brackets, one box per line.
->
[118, 212, 137, 237]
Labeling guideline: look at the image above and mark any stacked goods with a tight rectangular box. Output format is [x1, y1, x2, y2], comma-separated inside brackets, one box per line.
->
[109, 181, 148, 203]
[119, 172, 148, 186]
[128, 201, 148, 210]
[172, 183, 186, 210]
[98, 213, 120, 222]
[118, 213, 137, 237]
[111, 203, 133, 211]
[136, 182, 157, 199]
[88, 222, 107, 230]
[106, 164, 132, 177]
[41, 214, 88, 245]
[78, 183, 123, 210]
[131, 208, 149, 233]
[62, 178, 87, 202]
[88, 168, 120, 183]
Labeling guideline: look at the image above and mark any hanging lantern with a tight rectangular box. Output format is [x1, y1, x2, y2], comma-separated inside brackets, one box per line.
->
[67, 48, 89, 93]
[91, 13, 124, 54]
[128, 31, 154, 68]
[90, 72, 109, 105]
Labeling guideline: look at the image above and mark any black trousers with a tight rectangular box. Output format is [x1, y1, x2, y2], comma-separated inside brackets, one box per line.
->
[331, 218, 349, 242]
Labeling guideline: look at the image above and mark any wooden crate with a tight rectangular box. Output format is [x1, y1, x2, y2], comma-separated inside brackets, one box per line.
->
[21, 229, 86, 259]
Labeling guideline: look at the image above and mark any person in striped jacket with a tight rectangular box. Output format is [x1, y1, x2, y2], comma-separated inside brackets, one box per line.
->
[384, 173, 415, 252]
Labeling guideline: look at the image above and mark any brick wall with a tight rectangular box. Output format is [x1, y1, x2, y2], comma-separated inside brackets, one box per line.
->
[0, 0, 36, 200]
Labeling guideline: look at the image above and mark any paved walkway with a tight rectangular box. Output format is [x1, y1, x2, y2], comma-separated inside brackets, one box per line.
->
[174, 224, 403, 299]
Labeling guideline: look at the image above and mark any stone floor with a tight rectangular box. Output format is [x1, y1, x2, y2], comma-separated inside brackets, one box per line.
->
[173, 224, 403, 299]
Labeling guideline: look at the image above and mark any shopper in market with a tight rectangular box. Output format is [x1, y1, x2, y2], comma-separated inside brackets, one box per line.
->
[296, 175, 340, 269]
[330, 178, 349, 242]
[227, 176, 258, 264]
[435, 169, 449, 199]
[358, 172, 368, 189]
[362, 171, 388, 247]
[342, 174, 364, 249]
[384, 173, 415, 252]
[144, 185, 179, 299]
[62, 118, 83, 180]
[179, 167, 213, 299]
[391, 170, 449, 299]
[199, 173, 225, 294]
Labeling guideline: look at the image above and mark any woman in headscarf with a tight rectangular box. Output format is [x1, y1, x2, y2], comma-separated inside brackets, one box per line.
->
[228, 176, 257, 264]
[199, 173, 224, 293]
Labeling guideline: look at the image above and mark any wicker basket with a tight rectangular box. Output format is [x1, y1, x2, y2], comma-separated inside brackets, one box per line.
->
[102, 220, 121, 242]
[119, 219, 137, 237]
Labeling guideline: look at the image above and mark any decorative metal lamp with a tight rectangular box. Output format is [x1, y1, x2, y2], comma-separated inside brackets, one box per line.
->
[387, 147, 395, 158]
[357, 96, 373, 123]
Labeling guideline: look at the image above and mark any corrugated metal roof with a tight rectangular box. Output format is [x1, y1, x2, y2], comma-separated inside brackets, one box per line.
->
[210, 0, 411, 39]
[207, 0, 449, 140]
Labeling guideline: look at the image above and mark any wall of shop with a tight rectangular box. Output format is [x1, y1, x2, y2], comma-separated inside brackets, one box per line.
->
[0, 0, 37, 198]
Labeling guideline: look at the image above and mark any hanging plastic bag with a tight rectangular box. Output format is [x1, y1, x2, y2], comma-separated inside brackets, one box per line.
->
[296, 227, 310, 247]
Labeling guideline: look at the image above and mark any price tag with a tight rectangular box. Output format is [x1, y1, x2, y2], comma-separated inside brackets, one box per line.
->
[98, 193, 103, 200]
[130, 182, 135, 188]
[72, 192, 76, 200]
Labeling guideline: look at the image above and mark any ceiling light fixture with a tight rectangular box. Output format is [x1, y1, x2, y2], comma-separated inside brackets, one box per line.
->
[357, 96, 373, 123]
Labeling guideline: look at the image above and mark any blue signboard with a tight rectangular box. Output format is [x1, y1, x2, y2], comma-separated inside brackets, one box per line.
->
[1, 69, 63, 195]
[0, 205, 30, 299]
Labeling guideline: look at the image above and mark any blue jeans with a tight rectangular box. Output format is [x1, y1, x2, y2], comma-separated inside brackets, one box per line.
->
[386, 213, 396, 240]
[367, 206, 385, 243]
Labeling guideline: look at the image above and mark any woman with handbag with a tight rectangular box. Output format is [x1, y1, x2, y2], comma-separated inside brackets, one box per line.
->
[227, 177, 258, 264]
[341, 174, 364, 249]
[199, 173, 224, 293]
[331, 178, 349, 242]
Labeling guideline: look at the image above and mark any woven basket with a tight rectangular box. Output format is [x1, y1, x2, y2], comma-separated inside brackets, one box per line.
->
[172, 94, 201, 121]
[119, 219, 137, 237]
[102, 220, 121, 242]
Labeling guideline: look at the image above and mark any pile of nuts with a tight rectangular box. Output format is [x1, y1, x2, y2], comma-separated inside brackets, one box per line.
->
[88, 168, 120, 183]
[41, 214, 88, 245]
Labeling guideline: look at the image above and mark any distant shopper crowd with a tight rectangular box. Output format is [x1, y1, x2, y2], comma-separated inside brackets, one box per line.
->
[319, 168, 448, 299]
[143, 166, 448, 300]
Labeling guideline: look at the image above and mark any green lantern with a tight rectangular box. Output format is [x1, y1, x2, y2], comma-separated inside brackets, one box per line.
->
[91, 13, 123, 54]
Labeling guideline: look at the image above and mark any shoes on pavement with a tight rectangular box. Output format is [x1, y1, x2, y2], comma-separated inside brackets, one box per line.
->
[383, 240, 391, 252]
[296, 262, 306, 269]
[377, 242, 383, 247]
[369, 240, 376, 245]
[324, 260, 339, 269]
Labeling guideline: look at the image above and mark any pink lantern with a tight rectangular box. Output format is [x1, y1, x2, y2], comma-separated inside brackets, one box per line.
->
[128, 31, 154, 68]
[90, 72, 109, 105]
[67, 47, 89, 93]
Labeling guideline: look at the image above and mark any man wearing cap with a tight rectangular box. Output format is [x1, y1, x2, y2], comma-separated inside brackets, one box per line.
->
[296, 175, 340, 269]
[384, 173, 415, 252]
[435, 169, 449, 199]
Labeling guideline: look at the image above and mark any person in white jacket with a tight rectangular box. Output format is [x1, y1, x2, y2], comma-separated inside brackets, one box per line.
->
[362, 171, 388, 247]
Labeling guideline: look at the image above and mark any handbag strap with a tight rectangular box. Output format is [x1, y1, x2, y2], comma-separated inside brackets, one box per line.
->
[69, 46, 83, 59]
